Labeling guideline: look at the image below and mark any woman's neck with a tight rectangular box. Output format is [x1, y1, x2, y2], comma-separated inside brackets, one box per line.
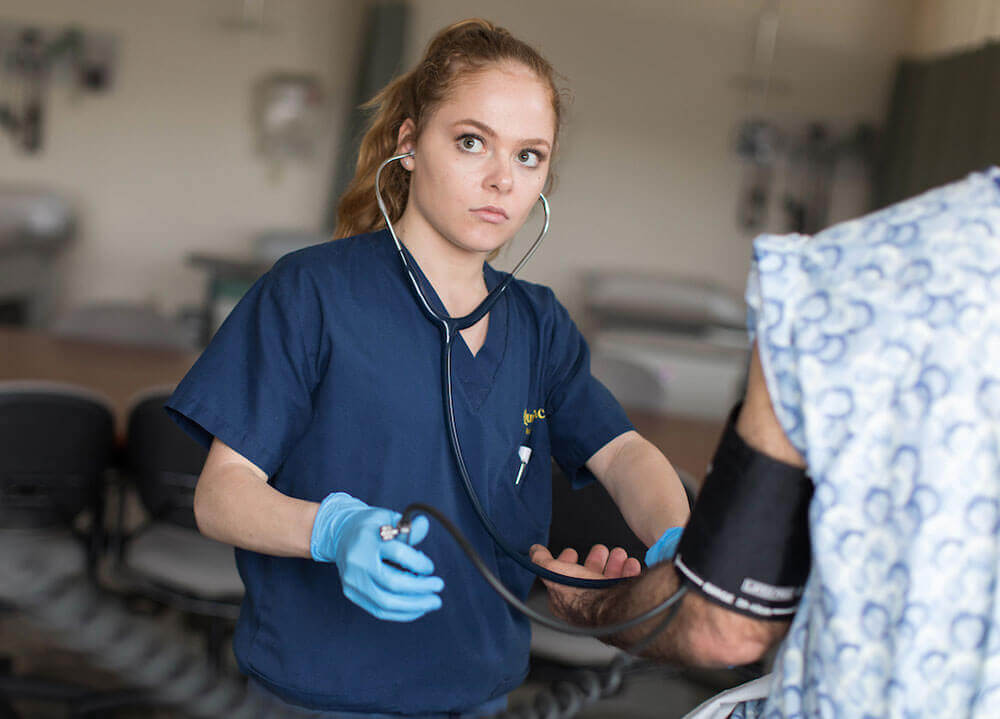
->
[394, 215, 488, 316]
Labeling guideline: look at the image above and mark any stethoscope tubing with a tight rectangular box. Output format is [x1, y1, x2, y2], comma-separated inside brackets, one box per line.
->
[375, 152, 626, 589]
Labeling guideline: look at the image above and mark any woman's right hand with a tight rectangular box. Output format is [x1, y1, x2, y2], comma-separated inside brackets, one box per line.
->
[310, 493, 445, 622]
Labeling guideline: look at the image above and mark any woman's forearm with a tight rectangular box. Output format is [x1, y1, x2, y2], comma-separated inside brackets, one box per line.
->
[193, 440, 319, 558]
[589, 432, 690, 546]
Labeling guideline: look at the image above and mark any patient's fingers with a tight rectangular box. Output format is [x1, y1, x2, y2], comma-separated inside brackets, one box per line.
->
[556, 547, 578, 564]
[603, 546, 629, 576]
[583, 544, 610, 573]
[623, 556, 642, 577]
[586, 546, 643, 579]
[529, 544, 552, 565]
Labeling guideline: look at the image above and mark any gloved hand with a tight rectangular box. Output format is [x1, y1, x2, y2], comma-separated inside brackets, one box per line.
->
[310, 492, 444, 622]
[644, 526, 683, 567]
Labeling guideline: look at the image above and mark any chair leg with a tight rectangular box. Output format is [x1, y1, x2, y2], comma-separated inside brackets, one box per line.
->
[0, 695, 19, 719]
[207, 618, 226, 673]
[88, 479, 109, 581]
[0, 658, 18, 719]
[70, 689, 155, 719]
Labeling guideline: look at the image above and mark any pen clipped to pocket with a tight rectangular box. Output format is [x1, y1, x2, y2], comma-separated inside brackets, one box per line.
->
[514, 445, 532, 486]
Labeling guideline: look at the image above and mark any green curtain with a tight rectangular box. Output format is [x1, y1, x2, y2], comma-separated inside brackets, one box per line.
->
[875, 40, 1000, 208]
[323, 1, 410, 233]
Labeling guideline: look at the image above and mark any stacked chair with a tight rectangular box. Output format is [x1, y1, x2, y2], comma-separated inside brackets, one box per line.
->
[113, 387, 244, 669]
[0, 380, 247, 716]
[0, 381, 115, 717]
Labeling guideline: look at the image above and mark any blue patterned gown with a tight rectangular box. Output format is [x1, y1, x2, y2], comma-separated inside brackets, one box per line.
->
[731, 168, 1000, 719]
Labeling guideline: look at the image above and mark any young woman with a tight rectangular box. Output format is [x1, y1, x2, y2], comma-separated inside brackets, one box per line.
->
[167, 18, 689, 717]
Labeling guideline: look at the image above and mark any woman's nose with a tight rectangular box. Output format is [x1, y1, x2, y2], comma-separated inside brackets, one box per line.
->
[485, 156, 513, 193]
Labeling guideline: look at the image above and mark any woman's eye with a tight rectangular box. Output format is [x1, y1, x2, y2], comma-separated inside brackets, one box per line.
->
[517, 150, 541, 168]
[459, 135, 484, 152]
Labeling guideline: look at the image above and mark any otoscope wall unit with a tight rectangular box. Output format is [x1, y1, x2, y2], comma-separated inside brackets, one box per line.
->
[0, 21, 118, 154]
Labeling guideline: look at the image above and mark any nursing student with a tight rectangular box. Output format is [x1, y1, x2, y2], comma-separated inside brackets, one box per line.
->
[167, 18, 688, 718]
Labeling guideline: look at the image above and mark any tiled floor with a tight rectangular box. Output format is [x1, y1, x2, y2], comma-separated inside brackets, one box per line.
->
[510, 666, 722, 719]
[1, 608, 746, 719]
[1, 609, 192, 718]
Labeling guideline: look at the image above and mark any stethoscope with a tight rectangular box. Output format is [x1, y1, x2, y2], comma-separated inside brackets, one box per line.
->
[374, 151, 623, 589]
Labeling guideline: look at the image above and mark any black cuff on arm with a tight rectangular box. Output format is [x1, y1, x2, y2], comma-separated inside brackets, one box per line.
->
[674, 404, 813, 620]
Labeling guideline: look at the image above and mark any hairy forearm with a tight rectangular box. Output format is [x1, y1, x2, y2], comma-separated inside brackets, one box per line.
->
[193, 464, 319, 559]
[597, 433, 690, 546]
[554, 564, 787, 667]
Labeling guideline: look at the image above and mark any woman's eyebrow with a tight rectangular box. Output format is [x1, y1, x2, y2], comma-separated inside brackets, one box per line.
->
[453, 118, 552, 150]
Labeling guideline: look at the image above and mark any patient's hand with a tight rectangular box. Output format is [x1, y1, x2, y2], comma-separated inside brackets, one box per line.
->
[529, 544, 641, 625]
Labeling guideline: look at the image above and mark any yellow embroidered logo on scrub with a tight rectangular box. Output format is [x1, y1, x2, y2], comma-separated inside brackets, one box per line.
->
[523, 408, 546, 434]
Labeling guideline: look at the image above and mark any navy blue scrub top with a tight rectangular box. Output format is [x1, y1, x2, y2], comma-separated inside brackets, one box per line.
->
[166, 230, 632, 714]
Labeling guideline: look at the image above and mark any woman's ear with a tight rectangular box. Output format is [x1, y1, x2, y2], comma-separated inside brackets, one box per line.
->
[396, 119, 417, 170]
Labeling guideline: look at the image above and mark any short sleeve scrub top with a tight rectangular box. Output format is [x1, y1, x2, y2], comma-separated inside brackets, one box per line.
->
[166, 230, 633, 714]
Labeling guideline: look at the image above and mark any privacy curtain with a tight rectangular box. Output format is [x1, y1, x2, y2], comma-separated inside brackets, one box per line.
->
[875, 40, 1000, 208]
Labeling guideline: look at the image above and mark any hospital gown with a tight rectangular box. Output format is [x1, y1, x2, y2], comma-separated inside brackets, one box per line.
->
[731, 167, 1000, 719]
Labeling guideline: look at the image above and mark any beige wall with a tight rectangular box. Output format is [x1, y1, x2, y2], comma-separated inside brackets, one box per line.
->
[0, 0, 363, 317]
[406, 0, 912, 310]
[909, 0, 1000, 57]
[0, 0, 912, 320]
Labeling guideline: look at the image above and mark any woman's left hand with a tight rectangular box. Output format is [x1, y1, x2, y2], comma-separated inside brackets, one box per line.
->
[529, 544, 641, 624]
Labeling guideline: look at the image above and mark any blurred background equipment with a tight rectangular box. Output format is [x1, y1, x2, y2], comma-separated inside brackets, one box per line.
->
[252, 73, 325, 176]
[51, 301, 198, 351]
[187, 228, 329, 345]
[0, 22, 116, 154]
[584, 271, 749, 420]
[731, 1, 883, 236]
[731, 0, 785, 233]
[0, 188, 75, 327]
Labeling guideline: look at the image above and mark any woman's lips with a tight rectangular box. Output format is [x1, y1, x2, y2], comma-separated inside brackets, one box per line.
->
[471, 206, 509, 223]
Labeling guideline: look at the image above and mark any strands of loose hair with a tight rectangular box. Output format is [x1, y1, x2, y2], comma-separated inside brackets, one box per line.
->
[334, 18, 564, 242]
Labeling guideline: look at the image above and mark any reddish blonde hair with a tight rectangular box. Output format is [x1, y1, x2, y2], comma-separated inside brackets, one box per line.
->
[335, 18, 564, 240]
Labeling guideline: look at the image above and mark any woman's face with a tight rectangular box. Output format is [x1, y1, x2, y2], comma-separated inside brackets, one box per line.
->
[397, 63, 556, 258]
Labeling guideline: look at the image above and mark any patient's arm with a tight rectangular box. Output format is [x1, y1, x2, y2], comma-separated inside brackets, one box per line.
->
[531, 343, 804, 666]
[530, 546, 788, 666]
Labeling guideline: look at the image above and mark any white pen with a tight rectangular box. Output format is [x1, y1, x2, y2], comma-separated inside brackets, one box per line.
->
[514, 445, 532, 485]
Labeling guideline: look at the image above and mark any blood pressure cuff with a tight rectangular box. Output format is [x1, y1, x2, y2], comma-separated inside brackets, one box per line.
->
[673, 404, 813, 620]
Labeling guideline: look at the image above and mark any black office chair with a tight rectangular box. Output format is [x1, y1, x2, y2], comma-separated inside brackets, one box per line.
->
[114, 387, 244, 669]
[547, 462, 698, 561]
[0, 381, 113, 570]
[0, 381, 115, 717]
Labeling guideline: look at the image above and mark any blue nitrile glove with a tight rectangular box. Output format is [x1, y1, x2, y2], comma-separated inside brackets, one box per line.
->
[645, 527, 683, 567]
[310, 492, 444, 622]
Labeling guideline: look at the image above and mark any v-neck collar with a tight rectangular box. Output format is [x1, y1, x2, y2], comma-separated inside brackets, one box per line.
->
[391, 233, 509, 412]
